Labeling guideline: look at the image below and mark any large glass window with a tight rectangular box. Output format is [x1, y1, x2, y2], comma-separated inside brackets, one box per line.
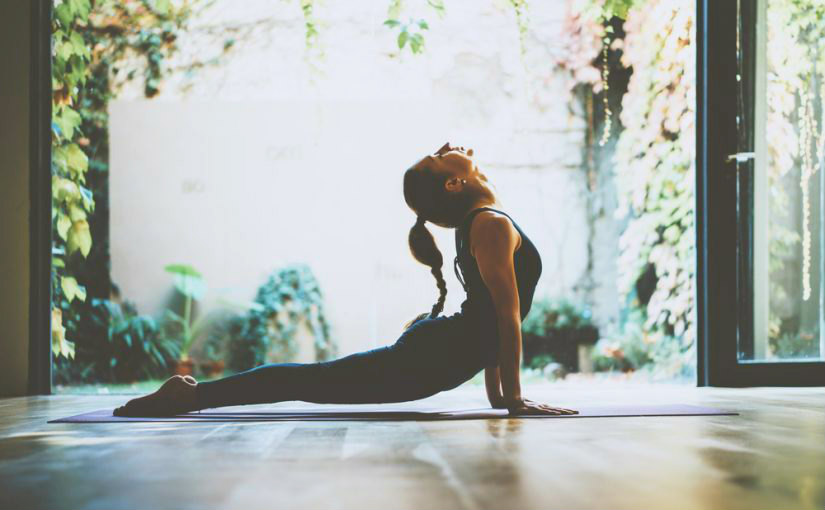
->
[741, 0, 825, 362]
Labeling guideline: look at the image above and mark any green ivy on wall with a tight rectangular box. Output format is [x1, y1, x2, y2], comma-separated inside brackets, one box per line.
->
[51, 0, 94, 360]
[560, 0, 695, 378]
[51, 0, 205, 371]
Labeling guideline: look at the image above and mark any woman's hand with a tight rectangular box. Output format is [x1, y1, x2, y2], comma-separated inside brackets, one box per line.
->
[489, 395, 508, 409]
[506, 398, 578, 416]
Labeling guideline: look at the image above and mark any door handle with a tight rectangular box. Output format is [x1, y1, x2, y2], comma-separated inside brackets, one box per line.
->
[726, 152, 755, 163]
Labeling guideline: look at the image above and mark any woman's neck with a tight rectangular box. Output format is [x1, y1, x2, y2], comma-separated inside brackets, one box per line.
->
[461, 198, 500, 223]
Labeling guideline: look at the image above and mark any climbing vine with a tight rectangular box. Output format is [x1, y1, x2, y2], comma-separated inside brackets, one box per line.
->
[560, 0, 695, 377]
[51, 0, 94, 360]
[612, 1, 695, 373]
[51, 0, 210, 369]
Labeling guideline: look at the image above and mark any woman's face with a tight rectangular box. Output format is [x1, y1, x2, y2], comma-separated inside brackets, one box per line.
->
[412, 142, 491, 193]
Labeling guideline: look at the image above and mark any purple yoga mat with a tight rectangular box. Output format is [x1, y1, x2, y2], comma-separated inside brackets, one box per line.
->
[48, 404, 737, 423]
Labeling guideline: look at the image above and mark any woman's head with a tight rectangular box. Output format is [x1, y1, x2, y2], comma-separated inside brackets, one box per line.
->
[401, 142, 496, 330]
[403, 142, 495, 228]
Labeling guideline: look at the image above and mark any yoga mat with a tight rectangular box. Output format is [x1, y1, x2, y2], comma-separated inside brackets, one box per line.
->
[49, 404, 737, 423]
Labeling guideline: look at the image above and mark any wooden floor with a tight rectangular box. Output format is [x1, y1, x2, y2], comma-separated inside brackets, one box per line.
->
[0, 380, 823, 510]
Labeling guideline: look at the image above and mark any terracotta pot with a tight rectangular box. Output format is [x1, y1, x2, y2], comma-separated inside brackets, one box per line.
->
[174, 358, 195, 376]
[199, 360, 225, 378]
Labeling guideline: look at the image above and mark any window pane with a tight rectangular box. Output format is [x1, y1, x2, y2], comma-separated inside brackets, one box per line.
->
[746, 0, 825, 362]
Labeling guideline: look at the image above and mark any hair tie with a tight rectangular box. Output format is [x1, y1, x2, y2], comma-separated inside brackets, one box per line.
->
[416, 216, 426, 226]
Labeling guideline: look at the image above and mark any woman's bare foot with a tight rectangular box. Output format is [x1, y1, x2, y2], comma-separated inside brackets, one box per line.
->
[113, 375, 200, 417]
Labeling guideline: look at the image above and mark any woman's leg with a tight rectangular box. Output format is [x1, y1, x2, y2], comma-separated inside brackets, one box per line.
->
[113, 314, 479, 416]
[194, 343, 435, 410]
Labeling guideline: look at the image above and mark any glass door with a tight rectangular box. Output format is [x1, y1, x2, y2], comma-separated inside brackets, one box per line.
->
[698, 0, 824, 386]
[737, 0, 825, 365]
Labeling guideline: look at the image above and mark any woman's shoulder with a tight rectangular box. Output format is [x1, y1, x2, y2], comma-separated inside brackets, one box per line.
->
[468, 209, 522, 254]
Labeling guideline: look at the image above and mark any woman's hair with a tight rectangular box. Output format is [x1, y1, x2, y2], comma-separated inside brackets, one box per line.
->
[402, 164, 474, 331]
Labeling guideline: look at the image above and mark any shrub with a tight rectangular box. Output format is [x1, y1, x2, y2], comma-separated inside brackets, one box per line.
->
[228, 264, 337, 372]
[521, 298, 599, 372]
[54, 297, 180, 384]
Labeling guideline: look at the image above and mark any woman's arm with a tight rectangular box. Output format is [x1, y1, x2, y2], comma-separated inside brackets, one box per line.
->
[470, 211, 580, 417]
[485, 365, 506, 408]
[470, 213, 523, 408]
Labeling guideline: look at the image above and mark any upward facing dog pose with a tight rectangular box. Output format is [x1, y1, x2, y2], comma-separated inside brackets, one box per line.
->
[114, 142, 578, 417]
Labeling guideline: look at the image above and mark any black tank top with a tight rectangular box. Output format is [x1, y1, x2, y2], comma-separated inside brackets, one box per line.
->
[453, 206, 543, 366]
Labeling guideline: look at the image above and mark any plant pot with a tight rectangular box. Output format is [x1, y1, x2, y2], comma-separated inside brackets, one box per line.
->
[174, 358, 195, 376]
[522, 326, 600, 373]
[199, 359, 225, 378]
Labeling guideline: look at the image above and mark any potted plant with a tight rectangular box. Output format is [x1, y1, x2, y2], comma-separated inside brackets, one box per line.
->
[163, 263, 207, 376]
[521, 298, 599, 373]
[194, 309, 240, 378]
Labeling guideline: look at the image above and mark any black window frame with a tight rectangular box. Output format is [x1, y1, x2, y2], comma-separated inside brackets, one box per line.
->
[29, 0, 53, 395]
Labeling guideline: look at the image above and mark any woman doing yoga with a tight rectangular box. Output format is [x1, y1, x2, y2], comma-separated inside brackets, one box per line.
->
[114, 142, 578, 417]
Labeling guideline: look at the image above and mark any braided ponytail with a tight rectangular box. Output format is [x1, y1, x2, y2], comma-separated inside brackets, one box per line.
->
[403, 216, 448, 330]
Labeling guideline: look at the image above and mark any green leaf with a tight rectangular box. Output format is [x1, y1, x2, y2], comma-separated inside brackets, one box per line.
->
[54, 177, 80, 203]
[383, 19, 401, 27]
[68, 203, 87, 222]
[427, 0, 445, 14]
[51, 306, 73, 359]
[67, 219, 92, 257]
[410, 33, 424, 54]
[388, 0, 402, 19]
[57, 40, 75, 62]
[65, 144, 89, 175]
[55, 4, 73, 27]
[61, 276, 86, 303]
[68, 0, 91, 20]
[418, 20, 429, 30]
[164, 264, 202, 278]
[397, 30, 409, 49]
[69, 31, 90, 60]
[55, 106, 82, 140]
[151, 0, 171, 16]
[57, 213, 72, 239]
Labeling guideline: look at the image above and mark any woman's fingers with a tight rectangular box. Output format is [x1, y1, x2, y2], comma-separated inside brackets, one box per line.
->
[508, 399, 580, 416]
[528, 401, 579, 415]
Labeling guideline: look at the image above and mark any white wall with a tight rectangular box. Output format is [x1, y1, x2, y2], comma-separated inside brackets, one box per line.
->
[109, 0, 612, 357]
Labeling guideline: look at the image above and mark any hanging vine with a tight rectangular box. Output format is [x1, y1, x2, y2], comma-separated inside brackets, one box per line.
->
[383, 0, 445, 55]
[298, 0, 325, 70]
[763, 0, 825, 344]
[572, 1, 638, 146]
[509, 0, 530, 59]
[598, 31, 612, 146]
[796, 75, 825, 301]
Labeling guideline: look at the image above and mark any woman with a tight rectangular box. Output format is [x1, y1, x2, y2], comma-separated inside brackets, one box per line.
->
[114, 142, 578, 417]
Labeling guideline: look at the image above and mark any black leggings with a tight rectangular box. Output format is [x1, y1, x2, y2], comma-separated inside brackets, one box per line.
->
[194, 312, 485, 410]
